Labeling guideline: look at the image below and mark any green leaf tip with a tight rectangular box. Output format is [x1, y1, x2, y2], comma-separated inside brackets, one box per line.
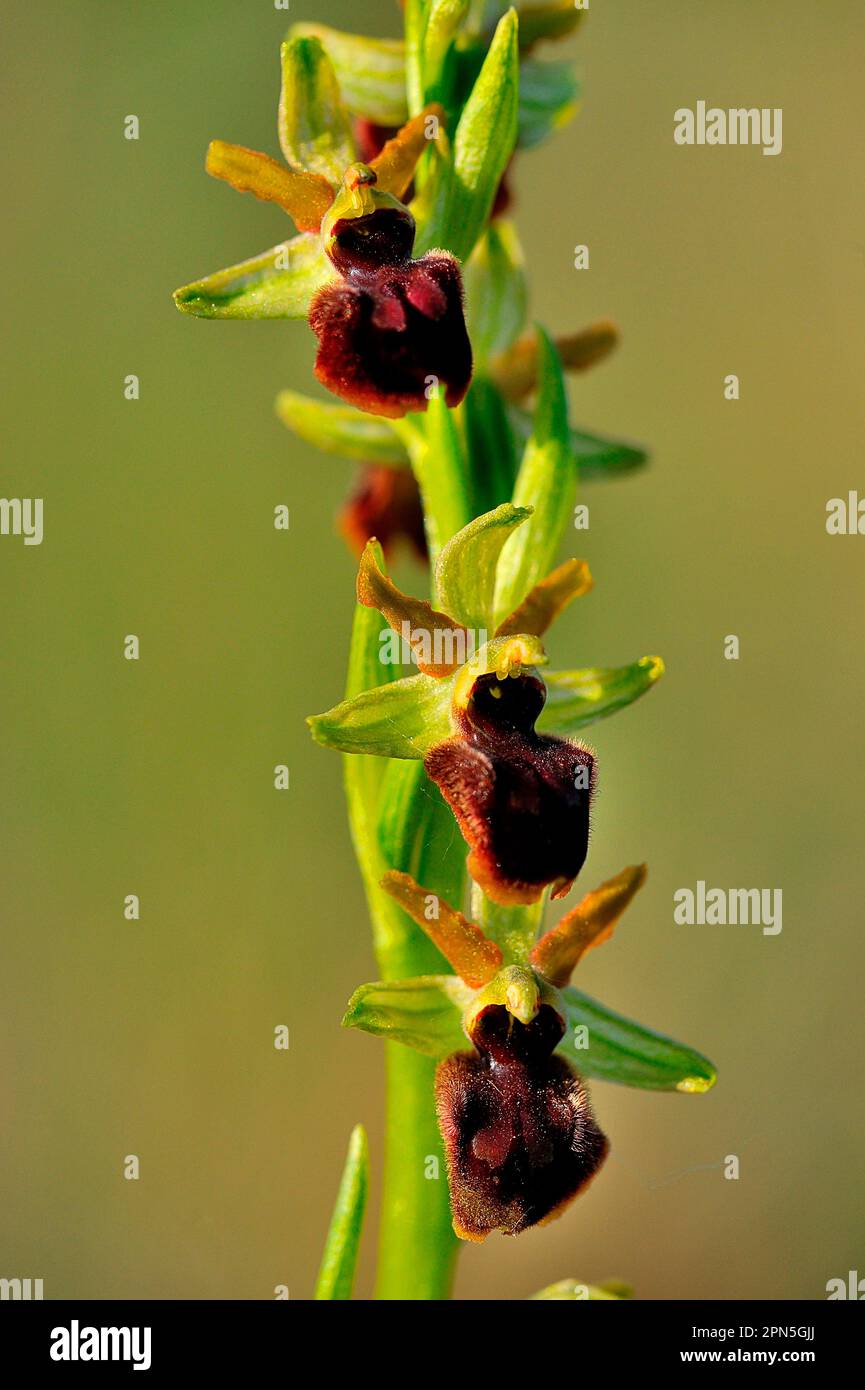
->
[314, 1124, 370, 1300]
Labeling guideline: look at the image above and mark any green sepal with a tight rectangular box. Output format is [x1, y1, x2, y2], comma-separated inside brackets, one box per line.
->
[173, 234, 334, 320]
[539, 657, 664, 735]
[464, 220, 528, 365]
[530, 1279, 632, 1301]
[309, 670, 453, 760]
[508, 406, 649, 480]
[309, 633, 547, 760]
[314, 1125, 369, 1301]
[517, 58, 579, 150]
[415, 8, 519, 263]
[342, 975, 474, 1057]
[494, 327, 575, 623]
[275, 390, 408, 466]
[278, 37, 355, 186]
[512, 0, 584, 48]
[434, 502, 532, 631]
[559, 986, 717, 1092]
[287, 24, 409, 127]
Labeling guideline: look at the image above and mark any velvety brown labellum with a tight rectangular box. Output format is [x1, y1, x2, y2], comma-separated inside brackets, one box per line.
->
[436, 1005, 608, 1241]
[309, 252, 472, 418]
[327, 206, 417, 278]
[425, 672, 594, 904]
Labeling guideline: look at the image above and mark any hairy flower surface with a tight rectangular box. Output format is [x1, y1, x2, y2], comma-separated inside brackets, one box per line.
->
[311, 164, 472, 417]
[426, 670, 594, 905]
[436, 1003, 608, 1240]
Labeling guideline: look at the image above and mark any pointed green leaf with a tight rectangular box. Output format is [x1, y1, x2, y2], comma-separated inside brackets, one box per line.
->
[463, 379, 519, 512]
[517, 58, 580, 150]
[508, 406, 649, 479]
[415, 8, 519, 261]
[530, 1279, 631, 1301]
[278, 37, 354, 186]
[559, 986, 717, 1092]
[275, 390, 409, 466]
[309, 671, 453, 759]
[408, 393, 473, 560]
[173, 234, 333, 320]
[343, 976, 473, 1057]
[494, 327, 575, 623]
[314, 1125, 369, 1300]
[288, 24, 409, 127]
[424, 0, 470, 104]
[434, 502, 532, 630]
[342, 542, 396, 816]
[539, 657, 664, 734]
[464, 220, 528, 364]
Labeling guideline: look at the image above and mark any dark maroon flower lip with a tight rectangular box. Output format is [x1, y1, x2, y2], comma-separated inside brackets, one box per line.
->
[425, 671, 595, 905]
[326, 206, 417, 278]
[436, 1005, 609, 1241]
[309, 251, 472, 419]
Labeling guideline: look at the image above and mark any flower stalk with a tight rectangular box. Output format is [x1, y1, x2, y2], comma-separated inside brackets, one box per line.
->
[174, 1, 717, 1300]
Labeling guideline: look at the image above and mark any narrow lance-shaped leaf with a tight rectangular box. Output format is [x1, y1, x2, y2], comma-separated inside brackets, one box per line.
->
[275, 390, 409, 466]
[415, 7, 519, 262]
[278, 37, 355, 187]
[539, 657, 664, 735]
[464, 220, 528, 366]
[494, 327, 575, 623]
[173, 234, 334, 320]
[314, 1125, 370, 1300]
[408, 393, 473, 559]
[343, 542, 395, 813]
[559, 987, 717, 1092]
[287, 24, 409, 127]
[376, 760, 469, 977]
[343, 975, 474, 1057]
[508, 406, 649, 480]
[434, 502, 532, 631]
[463, 378, 520, 513]
[423, 0, 470, 103]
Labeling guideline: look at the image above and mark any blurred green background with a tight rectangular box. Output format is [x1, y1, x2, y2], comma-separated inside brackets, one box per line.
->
[2, 0, 863, 1300]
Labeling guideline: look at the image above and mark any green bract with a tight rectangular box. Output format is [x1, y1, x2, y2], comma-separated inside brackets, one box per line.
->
[314, 1125, 370, 1300]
